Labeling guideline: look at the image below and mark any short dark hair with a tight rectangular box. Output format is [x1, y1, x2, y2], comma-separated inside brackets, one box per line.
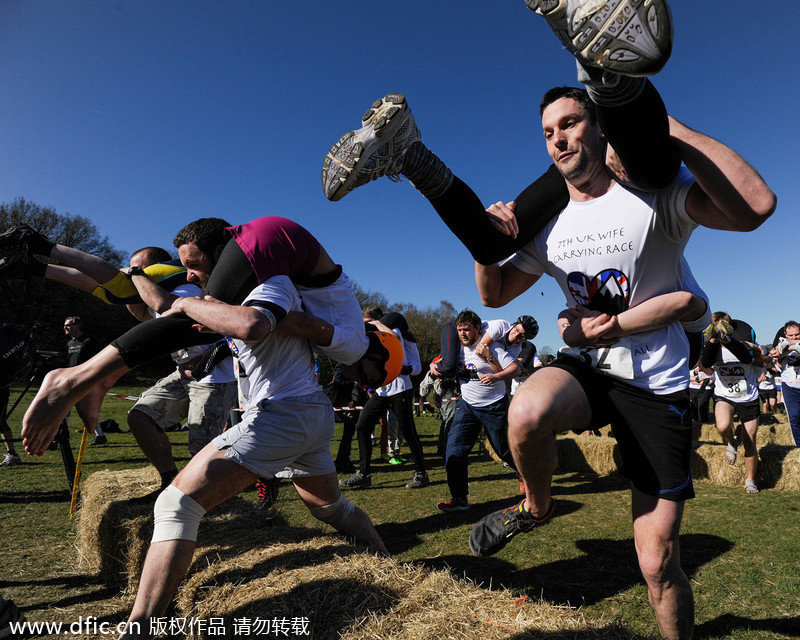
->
[362, 304, 384, 321]
[785, 320, 800, 332]
[539, 86, 597, 123]
[173, 218, 232, 260]
[64, 316, 82, 327]
[455, 309, 481, 328]
[131, 246, 172, 266]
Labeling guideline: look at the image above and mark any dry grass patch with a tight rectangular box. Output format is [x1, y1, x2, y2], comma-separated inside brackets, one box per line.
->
[77, 468, 640, 640]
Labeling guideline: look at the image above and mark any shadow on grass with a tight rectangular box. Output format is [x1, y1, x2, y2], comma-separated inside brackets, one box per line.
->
[695, 613, 800, 638]
[378, 497, 583, 556]
[0, 490, 70, 503]
[420, 532, 733, 610]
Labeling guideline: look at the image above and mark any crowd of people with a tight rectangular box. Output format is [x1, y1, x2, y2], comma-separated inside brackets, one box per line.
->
[0, 2, 793, 639]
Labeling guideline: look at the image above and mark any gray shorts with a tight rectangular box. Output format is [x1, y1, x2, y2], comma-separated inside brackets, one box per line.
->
[212, 390, 336, 479]
[131, 369, 238, 455]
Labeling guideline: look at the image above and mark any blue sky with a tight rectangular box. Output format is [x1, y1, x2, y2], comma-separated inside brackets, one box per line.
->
[2, 1, 797, 353]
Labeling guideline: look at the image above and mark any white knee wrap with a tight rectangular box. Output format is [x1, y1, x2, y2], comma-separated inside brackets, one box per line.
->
[309, 493, 355, 531]
[151, 485, 207, 543]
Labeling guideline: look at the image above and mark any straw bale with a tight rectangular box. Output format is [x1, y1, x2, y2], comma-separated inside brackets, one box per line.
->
[78, 468, 639, 639]
[179, 541, 633, 640]
[694, 414, 795, 446]
[76, 467, 160, 586]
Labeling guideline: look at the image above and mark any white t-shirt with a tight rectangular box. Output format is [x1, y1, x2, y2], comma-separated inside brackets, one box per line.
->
[758, 368, 776, 391]
[459, 322, 517, 407]
[229, 276, 320, 406]
[712, 346, 760, 403]
[509, 169, 697, 394]
[781, 351, 800, 390]
[688, 367, 712, 391]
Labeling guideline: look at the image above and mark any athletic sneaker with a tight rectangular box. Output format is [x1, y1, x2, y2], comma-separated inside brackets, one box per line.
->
[389, 455, 407, 465]
[0, 223, 53, 255]
[0, 596, 26, 638]
[716, 318, 734, 341]
[0, 452, 20, 467]
[525, 0, 673, 77]
[322, 93, 419, 201]
[339, 471, 372, 489]
[436, 496, 469, 512]
[255, 477, 280, 510]
[469, 498, 556, 557]
[89, 434, 108, 446]
[702, 322, 718, 343]
[405, 471, 430, 489]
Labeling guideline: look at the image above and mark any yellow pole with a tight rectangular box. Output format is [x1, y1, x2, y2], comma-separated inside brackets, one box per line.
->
[69, 426, 90, 518]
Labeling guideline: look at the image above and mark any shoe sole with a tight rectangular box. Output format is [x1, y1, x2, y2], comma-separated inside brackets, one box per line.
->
[530, 0, 673, 76]
[322, 93, 410, 201]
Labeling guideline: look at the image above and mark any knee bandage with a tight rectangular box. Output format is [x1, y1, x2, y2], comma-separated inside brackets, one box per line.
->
[309, 493, 355, 531]
[151, 485, 207, 543]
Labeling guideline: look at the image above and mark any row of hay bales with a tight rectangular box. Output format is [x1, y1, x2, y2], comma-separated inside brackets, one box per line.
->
[77, 469, 641, 640]
[77, 419, 796, 640]
[555, 419, 799, 491]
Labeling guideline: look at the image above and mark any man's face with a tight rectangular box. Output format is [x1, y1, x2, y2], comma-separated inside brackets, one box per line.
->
[542, 97, 605, 187]
[178, 242, 215, 287]
[64, 320, 80, 337]
[457, 322, 479, 347]
[508, 323, 527, 344]
[786, 325, 800, 342]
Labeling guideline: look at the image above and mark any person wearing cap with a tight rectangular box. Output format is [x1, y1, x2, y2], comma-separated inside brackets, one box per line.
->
[433, 309, 522, 513]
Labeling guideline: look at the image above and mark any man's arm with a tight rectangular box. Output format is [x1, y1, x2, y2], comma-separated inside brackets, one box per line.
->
[128, 271, 179, 316]
[559, 292, 705, 347]
[475, 261, 539, 308]
[478, 361, 520, 386]
[670, 117, 777, 231]
[166, 295, 272, 342]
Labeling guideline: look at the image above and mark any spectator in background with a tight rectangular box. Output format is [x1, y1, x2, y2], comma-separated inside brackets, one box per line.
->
[770, 321, 800, 446]
[689, 363, 713, 424]
[64, 316, 108, 446]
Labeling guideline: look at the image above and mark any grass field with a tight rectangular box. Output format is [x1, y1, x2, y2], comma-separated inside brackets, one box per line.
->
[1, 386, 799, 639]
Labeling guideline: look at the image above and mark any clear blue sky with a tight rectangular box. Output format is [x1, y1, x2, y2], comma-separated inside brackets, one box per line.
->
[2, 1, 797, 353]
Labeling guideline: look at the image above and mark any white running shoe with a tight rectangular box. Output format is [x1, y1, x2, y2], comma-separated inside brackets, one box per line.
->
[322, 93, 419, 201]
[525, 0, 673, 76]
[0, 452, 20, 467]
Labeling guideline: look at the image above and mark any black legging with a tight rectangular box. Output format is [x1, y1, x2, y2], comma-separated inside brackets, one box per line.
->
[112, 239, 258, 368]
[354, 389, 425, 476]
[428, 80, 680, 265]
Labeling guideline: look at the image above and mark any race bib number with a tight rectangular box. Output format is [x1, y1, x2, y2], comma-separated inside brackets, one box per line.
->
[560, 337, 634, 380]
[717, 365, 747, 399]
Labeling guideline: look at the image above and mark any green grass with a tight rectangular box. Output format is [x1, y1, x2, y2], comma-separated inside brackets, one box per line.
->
[2, 386, 799, 639]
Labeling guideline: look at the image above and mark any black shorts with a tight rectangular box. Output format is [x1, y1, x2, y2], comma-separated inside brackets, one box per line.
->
[759, 388, 777, 401]
[714, 396, 761, 422]
[547, 356, 694, 501]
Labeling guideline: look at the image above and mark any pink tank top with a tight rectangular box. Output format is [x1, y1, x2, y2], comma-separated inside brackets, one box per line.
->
[227, 216, 321, 283]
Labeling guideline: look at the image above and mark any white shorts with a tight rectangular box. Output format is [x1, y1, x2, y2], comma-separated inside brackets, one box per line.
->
[297, 272, 368, 366]
[212, 391, 336, 479]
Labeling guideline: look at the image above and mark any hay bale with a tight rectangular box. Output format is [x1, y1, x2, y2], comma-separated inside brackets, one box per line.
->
[694, 416, 795, 446]
[178, 540, 632, 640]
[554, 433, 799, 491]
[556, 434, 620, 476]
[76, 467, 160, 586]
[78, 469, 638, 640]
